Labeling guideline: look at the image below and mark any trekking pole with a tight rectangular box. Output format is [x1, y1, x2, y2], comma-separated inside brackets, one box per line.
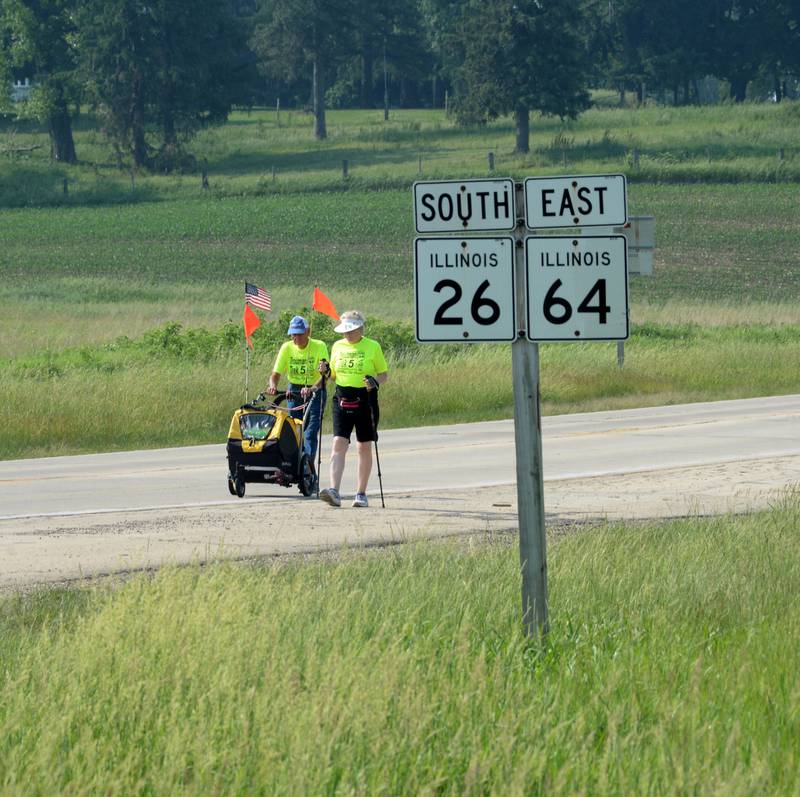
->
[368, 392, 385, 508]
[315, 374, 326, 497]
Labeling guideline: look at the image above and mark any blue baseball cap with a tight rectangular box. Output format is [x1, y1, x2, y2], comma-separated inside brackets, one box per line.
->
[287, 315, 309, 334]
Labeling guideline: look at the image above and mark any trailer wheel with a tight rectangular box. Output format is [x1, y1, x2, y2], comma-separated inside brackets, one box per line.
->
[298, 455, 314, 497]
[234, 476, 246, 498]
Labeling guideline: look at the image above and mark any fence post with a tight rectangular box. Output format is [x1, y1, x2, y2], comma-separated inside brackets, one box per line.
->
[62, 178, 68, 196]
[488, 151, 495, 171]
[201, 160, 209, 189]
[779, 147, 785, 161]
[272, 166, 276, 182]
[418, 155, 422, 174]
[342, 159, 349, 180]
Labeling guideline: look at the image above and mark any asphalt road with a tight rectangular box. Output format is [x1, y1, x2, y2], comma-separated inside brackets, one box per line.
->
[1, 395, 799, 589]
[2, 394, 799, 519]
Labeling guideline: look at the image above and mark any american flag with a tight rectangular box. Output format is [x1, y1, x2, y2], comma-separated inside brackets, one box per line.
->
[245, 282, 271, 311]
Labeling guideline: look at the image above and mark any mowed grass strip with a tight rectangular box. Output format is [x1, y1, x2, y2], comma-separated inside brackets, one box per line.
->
[1, 500, 799, 794]
[1, 101, 798, 206]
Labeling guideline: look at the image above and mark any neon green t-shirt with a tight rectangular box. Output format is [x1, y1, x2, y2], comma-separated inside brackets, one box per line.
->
[272, 338, 329, 385]
[329, 337, 388, 388]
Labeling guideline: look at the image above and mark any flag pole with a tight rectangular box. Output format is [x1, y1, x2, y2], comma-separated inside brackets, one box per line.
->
[245, 340, 250, 403]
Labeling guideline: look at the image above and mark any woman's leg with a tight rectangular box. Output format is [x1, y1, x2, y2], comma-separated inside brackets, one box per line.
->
[356, 441, 372, 494]
[330, 436, 349, 492]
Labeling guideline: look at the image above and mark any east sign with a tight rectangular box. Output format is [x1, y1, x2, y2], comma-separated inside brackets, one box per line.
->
[524, 173, 627, 229]
[413, 179, 516, 233]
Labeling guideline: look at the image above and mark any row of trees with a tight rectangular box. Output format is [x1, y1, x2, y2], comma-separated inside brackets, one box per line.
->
[2, 0, 799, 167]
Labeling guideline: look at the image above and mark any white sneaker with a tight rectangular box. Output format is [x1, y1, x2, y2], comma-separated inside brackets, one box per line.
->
[319, 488, 341, 507]
[352, 493, 369, 508]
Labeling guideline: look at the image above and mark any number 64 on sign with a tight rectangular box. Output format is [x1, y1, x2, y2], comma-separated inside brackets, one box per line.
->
[525, 235, 629, 341]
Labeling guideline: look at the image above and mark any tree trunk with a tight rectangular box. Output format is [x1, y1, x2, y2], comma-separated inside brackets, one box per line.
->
[729, 77, 747, 102]
[636, 82, 645, 105]
[618, 85, 626, 106]
[160, 108, 178, 171]
[313, 57, 327, 140]
[672, 85, 679, 106]
[131, 70, 148, 169]
[514, 105, 529, 154]
[361, 47, 373, 108]
[48, 90, 77, 164]
[774, 74, 782, 103]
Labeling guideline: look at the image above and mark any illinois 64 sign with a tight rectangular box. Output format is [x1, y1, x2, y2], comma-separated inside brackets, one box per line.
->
[525, 235, 629, 341]
[414, 237, 515, 342]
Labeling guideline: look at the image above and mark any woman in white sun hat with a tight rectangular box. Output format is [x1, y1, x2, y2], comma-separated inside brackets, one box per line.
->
[315, 310, 388, 508]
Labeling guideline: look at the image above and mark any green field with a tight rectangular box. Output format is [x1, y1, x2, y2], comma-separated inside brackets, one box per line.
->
[2, 499, 799, 793]
[2, 103, 800, 793]
[1, 103, 799, 458]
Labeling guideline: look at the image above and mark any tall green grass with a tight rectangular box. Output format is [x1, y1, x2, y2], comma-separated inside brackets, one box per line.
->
[2, 319, 799, 459]
[2, 500, 799, 793]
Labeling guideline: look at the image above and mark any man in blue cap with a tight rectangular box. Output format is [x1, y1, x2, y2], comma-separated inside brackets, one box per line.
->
[266, 315, 329, 464]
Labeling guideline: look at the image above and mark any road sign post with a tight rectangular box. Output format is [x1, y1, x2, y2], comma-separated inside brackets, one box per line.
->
[512, 337, 548, 636]
[512, 178, 548, 635]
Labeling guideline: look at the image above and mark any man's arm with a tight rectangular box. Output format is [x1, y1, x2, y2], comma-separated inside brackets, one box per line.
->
[267, 371, 282, 395]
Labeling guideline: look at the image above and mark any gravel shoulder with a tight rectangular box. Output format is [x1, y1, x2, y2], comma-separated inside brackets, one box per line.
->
[3, 454, 798, 592]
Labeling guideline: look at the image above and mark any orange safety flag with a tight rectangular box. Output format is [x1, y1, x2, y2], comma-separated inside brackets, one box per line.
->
[312, 286, 339, 321]
[243, 303, 261, 348]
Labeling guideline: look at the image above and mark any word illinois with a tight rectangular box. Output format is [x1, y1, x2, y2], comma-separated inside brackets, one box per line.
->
[429, 251, 500, 268]
[540, 250, 612, 267]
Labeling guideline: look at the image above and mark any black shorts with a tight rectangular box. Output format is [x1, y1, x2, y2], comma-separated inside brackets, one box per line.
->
[331, 387, 379, 443]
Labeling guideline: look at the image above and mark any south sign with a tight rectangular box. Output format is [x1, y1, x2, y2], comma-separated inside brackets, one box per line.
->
[524, 174, 627, 229]
[413, 179, 516, 233]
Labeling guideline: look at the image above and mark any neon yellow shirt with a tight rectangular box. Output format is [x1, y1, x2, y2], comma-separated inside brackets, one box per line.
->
[329, 337, 388, 388]
[272, 339, 329, 385]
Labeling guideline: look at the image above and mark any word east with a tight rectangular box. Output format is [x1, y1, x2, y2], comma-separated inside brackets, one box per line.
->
[540, 186, 608, 217]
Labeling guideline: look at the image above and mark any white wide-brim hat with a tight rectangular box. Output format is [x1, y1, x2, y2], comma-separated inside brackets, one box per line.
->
[334, 316, 364, 333]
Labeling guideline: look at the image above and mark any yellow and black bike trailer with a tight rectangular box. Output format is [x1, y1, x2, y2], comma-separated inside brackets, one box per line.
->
[226, 392, 315, 498]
